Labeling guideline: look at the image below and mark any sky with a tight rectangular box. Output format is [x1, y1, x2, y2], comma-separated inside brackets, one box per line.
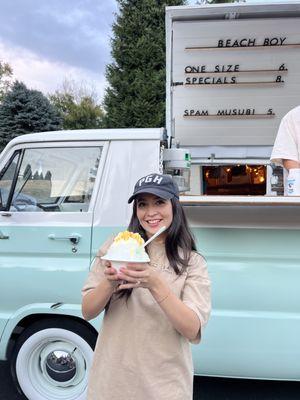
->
[0, 0, 118, 100]
[0, 0, 292, 102]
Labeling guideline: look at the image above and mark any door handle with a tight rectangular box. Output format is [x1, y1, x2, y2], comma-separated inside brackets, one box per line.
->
[0, 212, 12, 217]
[48, 233, 82, 245]
[0, 230, 9, 239]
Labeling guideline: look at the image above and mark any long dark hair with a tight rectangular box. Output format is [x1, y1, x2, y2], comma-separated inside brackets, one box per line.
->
[115, 196, 197, 302]
[129, 196, 196, 273]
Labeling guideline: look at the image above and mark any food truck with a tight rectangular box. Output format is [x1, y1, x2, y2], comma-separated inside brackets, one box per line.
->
[0, 2, 300, 399]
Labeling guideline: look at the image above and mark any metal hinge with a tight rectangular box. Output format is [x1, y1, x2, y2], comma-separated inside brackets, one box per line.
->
[171, 81, 184, 86]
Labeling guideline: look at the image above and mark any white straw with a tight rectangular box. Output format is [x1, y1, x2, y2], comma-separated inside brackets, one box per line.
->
[143, 226, 167, 247]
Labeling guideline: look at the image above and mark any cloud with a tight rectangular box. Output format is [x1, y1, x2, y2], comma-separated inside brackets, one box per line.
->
[0, 1, 118, 98]
[0, 40, 107, 99]
[0, 0, 117, 74]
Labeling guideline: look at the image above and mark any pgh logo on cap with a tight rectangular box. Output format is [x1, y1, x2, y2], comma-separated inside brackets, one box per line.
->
[137, 174, 163, 187]
[128, 174, 179, 203]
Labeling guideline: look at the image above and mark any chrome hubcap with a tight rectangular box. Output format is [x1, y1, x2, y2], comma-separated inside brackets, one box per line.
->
[46, 350, 77, 382]
[39, 341, 86, 388]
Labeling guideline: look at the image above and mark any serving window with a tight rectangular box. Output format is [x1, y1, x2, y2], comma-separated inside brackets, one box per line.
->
[185, 163, 275, 196]
[203, 165, 266, 195]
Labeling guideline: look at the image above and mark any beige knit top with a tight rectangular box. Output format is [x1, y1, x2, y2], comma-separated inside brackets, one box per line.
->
[82, 239, 211, 400]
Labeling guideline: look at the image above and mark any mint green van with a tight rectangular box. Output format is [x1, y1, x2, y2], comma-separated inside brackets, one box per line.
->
[1, 128, 300, 400]
[0, 129, 162, 399]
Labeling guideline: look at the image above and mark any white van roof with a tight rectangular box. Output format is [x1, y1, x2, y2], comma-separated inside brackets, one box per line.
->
[166, 1, 300, 20]
[4, 128, 164, 150]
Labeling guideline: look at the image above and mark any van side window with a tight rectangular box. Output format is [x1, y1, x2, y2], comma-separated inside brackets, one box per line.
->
[0, 152, 21, 210]
[4, 147, 102, 212]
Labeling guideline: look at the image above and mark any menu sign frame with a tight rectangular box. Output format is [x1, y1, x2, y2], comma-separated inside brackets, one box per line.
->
[168, 15, 300, 146]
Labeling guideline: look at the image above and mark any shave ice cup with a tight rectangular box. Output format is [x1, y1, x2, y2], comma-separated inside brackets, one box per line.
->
[286, 168, 300, 196]
[108, 259, 148, 272]
[101, 244, 150, 272]
[100, 229, 164, 273]
[109, 260, 126, 272]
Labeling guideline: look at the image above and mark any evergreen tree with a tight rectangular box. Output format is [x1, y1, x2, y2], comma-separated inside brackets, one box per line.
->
[45, 171, 52, 181]
[0, 81, 62, 151]
[33, 171, 40, 180]
[23, 164, 32, 180]
[103, 0, 185, 129]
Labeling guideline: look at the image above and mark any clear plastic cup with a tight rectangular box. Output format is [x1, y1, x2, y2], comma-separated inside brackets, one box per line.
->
[287, 168, 300, 196]
[110, 260, 127, 272]
[109, 260, 149, 272]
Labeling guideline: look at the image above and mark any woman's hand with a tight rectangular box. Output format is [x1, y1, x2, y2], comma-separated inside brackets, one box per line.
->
[116, 262, 159, 290]
[103, 261, 120, 290]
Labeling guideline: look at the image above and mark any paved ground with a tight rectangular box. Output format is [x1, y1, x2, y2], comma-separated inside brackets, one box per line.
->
[0, 361, 25, 400]
[193, 376, 300, 400]
[1, 361, 300, 399]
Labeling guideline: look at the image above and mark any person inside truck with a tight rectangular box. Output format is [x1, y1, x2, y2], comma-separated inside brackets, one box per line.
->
[81, 173, 211, 400]
[271, 105, 300, 170]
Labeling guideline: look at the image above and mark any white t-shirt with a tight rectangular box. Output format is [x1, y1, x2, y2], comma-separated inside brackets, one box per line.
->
[270, 105, 300, 166]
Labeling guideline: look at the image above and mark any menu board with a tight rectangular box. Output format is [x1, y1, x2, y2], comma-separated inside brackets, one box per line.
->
[171, 18, 300, 146]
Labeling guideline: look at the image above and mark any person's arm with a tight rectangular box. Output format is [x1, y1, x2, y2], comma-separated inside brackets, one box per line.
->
[149, 277, 201, 341]
[82, 268, 117, 320]
[81, 237, 119, 321]
[117, 254, 211, 342]
[118, 271, 200, 340]
[283, 159, 300, 170]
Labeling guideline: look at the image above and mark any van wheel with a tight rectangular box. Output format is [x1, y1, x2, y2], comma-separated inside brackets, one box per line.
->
[10, 318, 97, 400]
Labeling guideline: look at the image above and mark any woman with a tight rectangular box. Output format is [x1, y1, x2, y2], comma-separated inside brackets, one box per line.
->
[81, 173, 211, 400]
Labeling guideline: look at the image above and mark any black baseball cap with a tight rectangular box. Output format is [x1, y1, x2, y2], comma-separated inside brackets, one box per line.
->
[128, 173, 179, 203]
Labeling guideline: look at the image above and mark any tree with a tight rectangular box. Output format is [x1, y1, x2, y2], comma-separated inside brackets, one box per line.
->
[0, 61, 13, 102]
[33, 171, 40, 180]
[45, 171, 52, 181]
[49, 79, 104, 130]
[103, 0, 186, 129]
[0, 81, 62, 151]
[23, 164, 33, 180]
